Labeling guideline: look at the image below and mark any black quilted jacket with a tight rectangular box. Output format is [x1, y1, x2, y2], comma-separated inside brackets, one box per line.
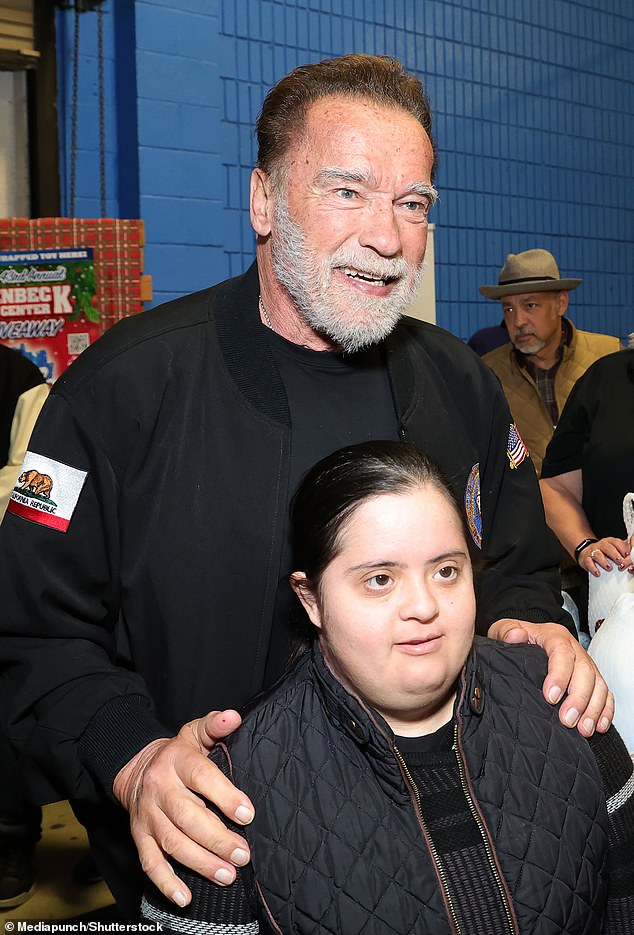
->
[143, 638, 634, 933]
[235, 641, 607, 935]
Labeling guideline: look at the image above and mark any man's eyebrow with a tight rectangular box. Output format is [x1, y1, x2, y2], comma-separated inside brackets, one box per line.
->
[505, 294, 541, 305]
[315, 167, 374, 185]
[407, 182, 439, 205]
[315, 167, 439, 205]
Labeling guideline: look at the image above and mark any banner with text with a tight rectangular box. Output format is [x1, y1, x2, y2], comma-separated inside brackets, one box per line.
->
[0, 248, 100, 382]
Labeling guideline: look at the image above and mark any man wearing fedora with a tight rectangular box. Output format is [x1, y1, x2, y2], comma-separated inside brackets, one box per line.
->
[481, 248, 619, 475]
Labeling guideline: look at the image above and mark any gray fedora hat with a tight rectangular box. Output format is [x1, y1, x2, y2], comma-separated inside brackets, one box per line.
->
[479, 249, 582, 299]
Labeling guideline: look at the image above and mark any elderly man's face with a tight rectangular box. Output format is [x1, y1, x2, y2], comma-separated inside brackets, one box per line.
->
[268, 96, 436, 352]
[501, 291, 568, 358]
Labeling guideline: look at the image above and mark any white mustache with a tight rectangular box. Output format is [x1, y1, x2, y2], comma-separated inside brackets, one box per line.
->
[329, 250, 411, 281]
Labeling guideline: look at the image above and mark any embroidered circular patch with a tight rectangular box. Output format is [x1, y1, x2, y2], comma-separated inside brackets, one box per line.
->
[464, 462, 482, 549]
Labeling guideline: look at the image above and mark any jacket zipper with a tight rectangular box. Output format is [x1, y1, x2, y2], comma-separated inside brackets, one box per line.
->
[452, 722, 517, 934]
[393, 744, 462, 934]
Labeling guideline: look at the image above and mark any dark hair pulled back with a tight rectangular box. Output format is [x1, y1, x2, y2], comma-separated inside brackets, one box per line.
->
[290, 440, 466, 590]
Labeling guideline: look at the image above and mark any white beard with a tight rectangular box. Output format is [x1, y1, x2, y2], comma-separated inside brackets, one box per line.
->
[271, 195, 425, 353]
[511, 333, 547, 356]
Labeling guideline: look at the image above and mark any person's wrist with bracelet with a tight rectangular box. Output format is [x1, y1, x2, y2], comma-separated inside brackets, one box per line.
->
[574, 536, 634, 578]
[574, 537, 598, 564]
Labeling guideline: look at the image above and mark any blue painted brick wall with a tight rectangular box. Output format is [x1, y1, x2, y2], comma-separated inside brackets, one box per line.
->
[56, 4, 119, 220]
[56, 0, 634, 338]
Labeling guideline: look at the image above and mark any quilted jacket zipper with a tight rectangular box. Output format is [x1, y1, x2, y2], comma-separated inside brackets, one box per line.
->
[393, 744, 462, 934]
[393, 727, 518, 935]
[452, 722, 518, 934]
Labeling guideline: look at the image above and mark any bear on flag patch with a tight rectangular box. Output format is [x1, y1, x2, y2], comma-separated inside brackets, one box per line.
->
[8, 451, 87, 533]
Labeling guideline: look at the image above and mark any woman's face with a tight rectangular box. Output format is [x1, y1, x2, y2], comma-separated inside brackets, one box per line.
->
[293, 485, 476, 735]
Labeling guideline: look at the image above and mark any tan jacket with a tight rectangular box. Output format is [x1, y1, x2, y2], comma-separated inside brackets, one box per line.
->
[483, 322, 619, 474]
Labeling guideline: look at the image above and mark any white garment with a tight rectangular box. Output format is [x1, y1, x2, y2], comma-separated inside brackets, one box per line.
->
[589, 593, 634, 752]
[587, 493, 634, 636]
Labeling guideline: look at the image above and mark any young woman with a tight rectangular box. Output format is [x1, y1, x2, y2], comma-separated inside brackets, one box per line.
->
[143, 441, 634, 933]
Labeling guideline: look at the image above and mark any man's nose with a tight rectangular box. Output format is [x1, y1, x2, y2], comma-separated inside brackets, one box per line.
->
[506, 309, 524, 332]
[358, 201, 402, 257]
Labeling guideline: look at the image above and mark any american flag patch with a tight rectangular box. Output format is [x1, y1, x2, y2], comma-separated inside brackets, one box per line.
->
[507, 423, 529, 469]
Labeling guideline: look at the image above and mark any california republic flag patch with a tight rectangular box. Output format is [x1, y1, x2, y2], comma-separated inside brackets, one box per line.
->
[8, 452, 87, 533]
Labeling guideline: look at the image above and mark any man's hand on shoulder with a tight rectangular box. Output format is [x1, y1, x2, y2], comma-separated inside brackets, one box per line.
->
[488, 619, 614, 738]
[113, 710, 254, 907]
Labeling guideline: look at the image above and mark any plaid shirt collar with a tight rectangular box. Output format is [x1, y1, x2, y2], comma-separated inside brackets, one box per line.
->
[516, 319, 572, 424]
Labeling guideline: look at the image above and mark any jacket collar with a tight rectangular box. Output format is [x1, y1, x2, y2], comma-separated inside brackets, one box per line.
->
[212, 262, 418, 428]
[212, 262, 291, 427]
[308, 639, 487, 799]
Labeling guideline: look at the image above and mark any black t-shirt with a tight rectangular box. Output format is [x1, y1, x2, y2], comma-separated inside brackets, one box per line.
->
[542, 349, 634, 539]
[263, 325, 399, 684]
[394, 718, 454, 755]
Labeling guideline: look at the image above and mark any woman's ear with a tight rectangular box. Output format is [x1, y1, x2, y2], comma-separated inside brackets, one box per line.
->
[289, 572, 323, 629]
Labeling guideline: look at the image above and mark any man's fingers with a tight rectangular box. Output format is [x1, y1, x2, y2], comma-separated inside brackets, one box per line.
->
[130, 765, 252, 903]
[540, 628, 578, 707]
[135, 731, 255, 828]
[133, 815, 247, 905]
[491, 619, 615, 737]
[191, 709, 243, 748]
[487, 617, 530, 645]
[158, 783, 251, 868]
[181, 748, 255, 827]
[135, 828, 191, 907]
[541, 637, 612, 736]
[155, 810, 248, 887]
[140, 745, 255, 836]
[557, 659, 611, 737]
[596, 691, 615, 734]
[116, 731, 256, 895]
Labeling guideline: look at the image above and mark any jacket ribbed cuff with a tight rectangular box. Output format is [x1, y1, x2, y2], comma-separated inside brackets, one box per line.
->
[79, 693, 173, 803]
[491, 606, 576, 636]
[494, 607, 554, 624]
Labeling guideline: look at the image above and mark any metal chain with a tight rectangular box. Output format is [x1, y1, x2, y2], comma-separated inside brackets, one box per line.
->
[69, 4, 80, 217]
[97, 2, 106, 216]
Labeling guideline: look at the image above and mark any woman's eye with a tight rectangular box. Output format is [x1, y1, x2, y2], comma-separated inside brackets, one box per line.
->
[435, 565, 458, 581]
[366, 574, 392, 590]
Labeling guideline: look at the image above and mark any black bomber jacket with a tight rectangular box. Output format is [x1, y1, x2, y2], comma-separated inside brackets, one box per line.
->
[0, 263, 568, 912]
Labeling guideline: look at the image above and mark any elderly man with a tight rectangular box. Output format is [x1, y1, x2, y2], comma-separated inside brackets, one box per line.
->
[0, 56, 611, 916]
[481, 249, 619, 474]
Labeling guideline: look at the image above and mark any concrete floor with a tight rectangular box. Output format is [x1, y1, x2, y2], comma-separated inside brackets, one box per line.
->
[1, 801, 116, 921]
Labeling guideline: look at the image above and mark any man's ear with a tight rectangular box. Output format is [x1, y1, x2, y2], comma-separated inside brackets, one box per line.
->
[556, 290, 569, 317]
[250, 168, 273, 236]
[289, 572, 323, 629]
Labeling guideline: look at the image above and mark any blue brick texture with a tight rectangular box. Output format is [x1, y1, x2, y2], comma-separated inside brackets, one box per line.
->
[56, 0, 634, 337]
